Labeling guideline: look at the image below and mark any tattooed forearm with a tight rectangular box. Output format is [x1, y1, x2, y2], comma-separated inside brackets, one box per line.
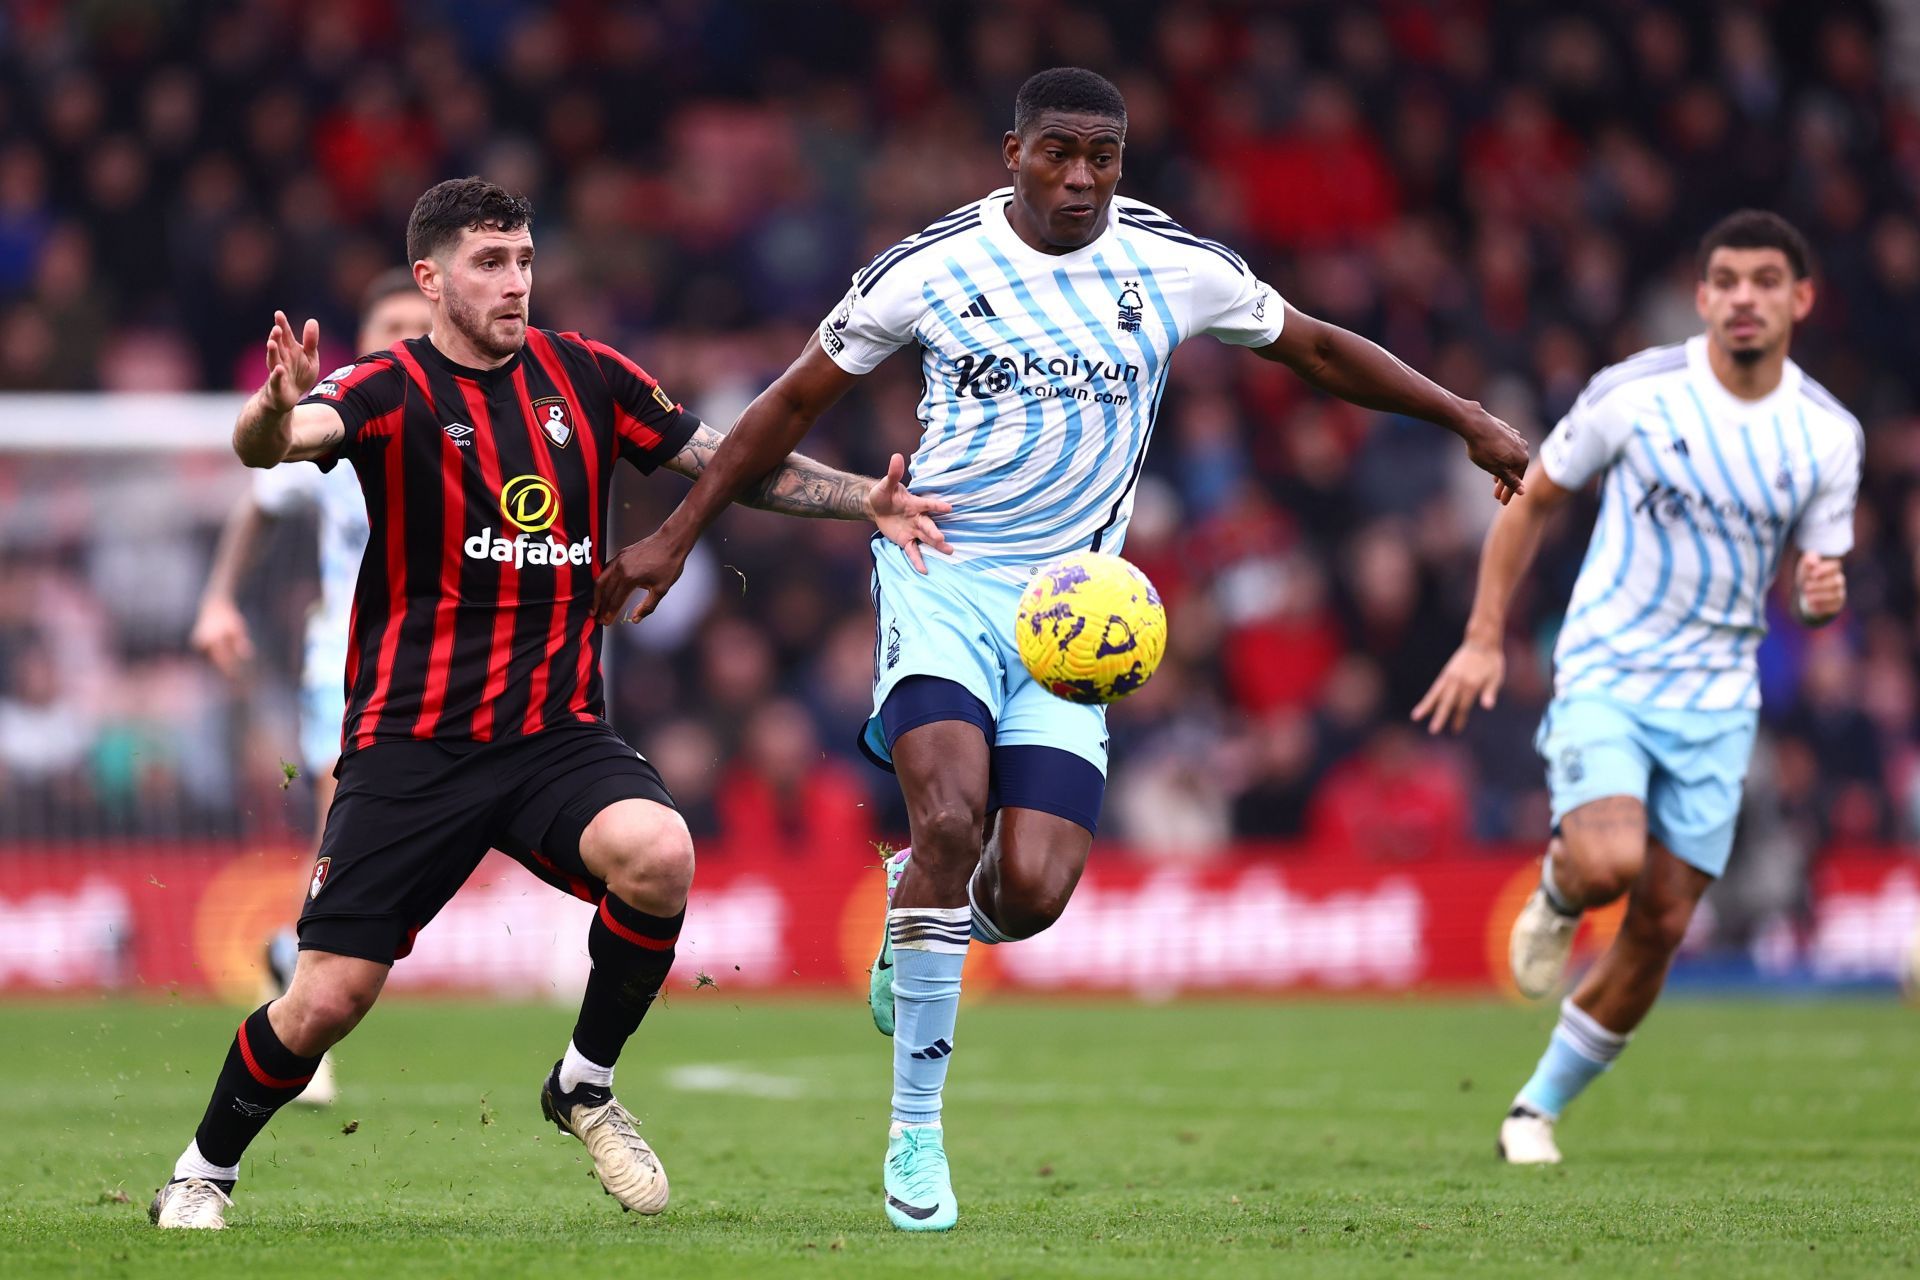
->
[742, 458, 870, 519]
[666, 421, 871, 520]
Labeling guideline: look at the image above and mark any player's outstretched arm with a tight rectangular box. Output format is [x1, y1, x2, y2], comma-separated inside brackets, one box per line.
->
[233, 311, 344, 467]
[1411, 472, 1573, 735]
[660, 423, 951, 567]
[1256, 304, 1530, 503]
[594, 336, 866, 624]
[1792, 552, 1847, 627]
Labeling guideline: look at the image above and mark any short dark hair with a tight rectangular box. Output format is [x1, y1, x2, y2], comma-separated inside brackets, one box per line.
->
[1698, 209, 1811, 279]
[405, 176, 534, 265]
[359, 266, 420, 315]
[1014, 67, 1127, 136]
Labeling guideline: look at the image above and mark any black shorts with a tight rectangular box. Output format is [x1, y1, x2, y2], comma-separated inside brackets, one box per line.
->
[298, 720, 676, 964]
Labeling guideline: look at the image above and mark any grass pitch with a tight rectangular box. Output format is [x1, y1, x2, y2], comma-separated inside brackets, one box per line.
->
[2, 994, 1915, 1278]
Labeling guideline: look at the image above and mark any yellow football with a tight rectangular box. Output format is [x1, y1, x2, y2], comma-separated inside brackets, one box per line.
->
[1015, 551, 1168, 705]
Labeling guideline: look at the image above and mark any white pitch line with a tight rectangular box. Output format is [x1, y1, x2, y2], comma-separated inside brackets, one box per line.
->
[658, 1062, 1435, 1113]
[664, 1064, 809, 1099]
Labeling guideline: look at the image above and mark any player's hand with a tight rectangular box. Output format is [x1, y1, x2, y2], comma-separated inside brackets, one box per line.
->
[1794, 551, 1846, 623]
[1411, 637, 1505, 735]
[190, 597, 255, 678]
[594, 532, 689, 625]
[1460, 406, 1530, 504]
[262, 310, 321, 412]
[865, 453, 953, 574]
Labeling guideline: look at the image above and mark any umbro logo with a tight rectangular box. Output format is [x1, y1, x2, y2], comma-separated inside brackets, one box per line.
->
[231, 1099, 273, 1118]
[909, 1037, 953, 1061]
[444, 423, 474, 447]
[958, 293, 996, 320]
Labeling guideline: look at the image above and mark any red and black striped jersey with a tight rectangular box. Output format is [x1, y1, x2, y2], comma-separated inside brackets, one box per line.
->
[297, 330, 697, 755]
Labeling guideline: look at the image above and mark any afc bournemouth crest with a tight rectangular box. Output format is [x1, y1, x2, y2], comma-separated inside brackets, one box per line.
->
[308, 856, 331, 901]
[532, 396, 573, 448]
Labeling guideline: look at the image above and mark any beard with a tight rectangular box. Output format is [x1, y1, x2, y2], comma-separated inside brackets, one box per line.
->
[1729, 344, 1764, 366]
[446, 289, 526, 361]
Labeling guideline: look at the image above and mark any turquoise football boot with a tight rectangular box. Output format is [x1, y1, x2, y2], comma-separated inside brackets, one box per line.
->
[883, 1122, 958, 1231]
[869, 845, 911, 1036]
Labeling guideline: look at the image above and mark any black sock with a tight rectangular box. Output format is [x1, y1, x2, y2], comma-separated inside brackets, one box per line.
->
[570, 896, 682, 1069]
[192, 1003, 323, 1167]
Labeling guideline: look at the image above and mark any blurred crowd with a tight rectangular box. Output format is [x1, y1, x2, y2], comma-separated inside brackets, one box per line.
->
[1, 2, 1917, 902]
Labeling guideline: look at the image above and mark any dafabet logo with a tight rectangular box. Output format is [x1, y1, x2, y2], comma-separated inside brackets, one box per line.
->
[500, 475, 559, 533]
[464, 474, 592, 569]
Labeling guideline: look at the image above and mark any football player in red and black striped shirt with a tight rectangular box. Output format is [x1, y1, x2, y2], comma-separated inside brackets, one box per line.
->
[150, 177, 951, 1231]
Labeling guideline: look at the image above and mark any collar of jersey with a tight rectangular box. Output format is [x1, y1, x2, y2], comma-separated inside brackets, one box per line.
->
[416, 334, 526, 384]
[982, 188, 1118, 266]
[1684, 332, 1801, 417]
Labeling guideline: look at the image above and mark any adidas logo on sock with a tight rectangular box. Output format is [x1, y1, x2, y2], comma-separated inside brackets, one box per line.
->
[909, 1037, 953, 1061]
[958, 294, 996, 319]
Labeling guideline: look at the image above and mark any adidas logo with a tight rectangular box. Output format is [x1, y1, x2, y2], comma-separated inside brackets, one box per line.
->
[909, 1037, 953, 1061]
[958, 294, 996, 320]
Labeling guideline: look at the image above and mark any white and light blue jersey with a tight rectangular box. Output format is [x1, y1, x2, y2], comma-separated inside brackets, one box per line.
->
[252, 459, 369, 697]
[1542, 335, 1862, 711]
[820, 189, 1284, 583]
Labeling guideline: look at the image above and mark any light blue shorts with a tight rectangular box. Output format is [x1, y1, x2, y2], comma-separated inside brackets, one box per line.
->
[299, 678, 346, 774]
[861, 540, 1109, 775]
[1535, 694, 1758, 878]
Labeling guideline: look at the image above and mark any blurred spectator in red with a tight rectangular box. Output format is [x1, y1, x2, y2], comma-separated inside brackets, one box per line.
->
[1221, 78, 1399, 250]
[717, 698, 873, 854]
[1308, 725, 1469, 862]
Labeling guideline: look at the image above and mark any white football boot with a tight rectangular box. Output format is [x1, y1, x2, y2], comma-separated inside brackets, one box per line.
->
[1510, 887, 1579, 999]
[1497, 1106, 1563, 1164]
[297, 1050, 339, 1106]
[149, 1177, 233, 1229]
[541, 1064, 669, 1214]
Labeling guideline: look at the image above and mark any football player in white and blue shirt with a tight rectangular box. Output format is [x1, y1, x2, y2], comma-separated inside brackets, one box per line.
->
[1414, 211, 1861, 1165]
[599, 67, 1530, 1229]
[189, 270, 431, 1107]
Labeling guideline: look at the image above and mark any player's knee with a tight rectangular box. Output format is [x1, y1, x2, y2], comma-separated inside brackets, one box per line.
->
[909, 799, 985, 865]
[279, 979, 378, 1054]
[993, 859, 1076, 938]
[588, 802, 695, 913]
[1558, 831, 1643, 903]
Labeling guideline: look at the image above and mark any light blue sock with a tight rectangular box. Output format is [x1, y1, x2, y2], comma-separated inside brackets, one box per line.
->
[967, 876, 1014, 945]
[889, 906, 969, 1124]
[1516, 997, 1629, 1118]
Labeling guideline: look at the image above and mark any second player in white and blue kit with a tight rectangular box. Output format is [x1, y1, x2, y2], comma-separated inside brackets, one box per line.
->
[1416, 210, 1861, 1165]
